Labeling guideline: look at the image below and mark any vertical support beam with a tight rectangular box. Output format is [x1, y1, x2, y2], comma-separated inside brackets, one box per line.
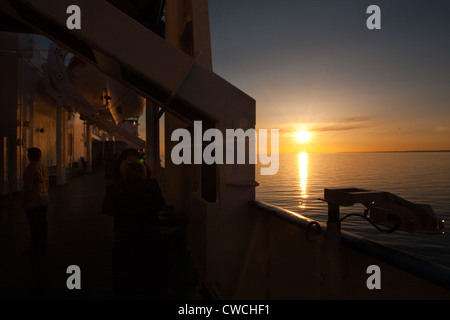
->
[166, 0, 212, 70]
[0, 137, 8, 196]
[324, 202, 342, 297]
[163, 113, 192, 211]
[16, 49, 26, 193]
[191, 0, 213, 70]
[85, 122, 92, 173]
[327, 202, 341, 231]
[164, 0, 200, 210]
[165, 0, 191, 53]
[0, 32, 19, 193]
[56, 105, 67, 185]
[145, 101, 160, 178]
[101, 136, 105, 166]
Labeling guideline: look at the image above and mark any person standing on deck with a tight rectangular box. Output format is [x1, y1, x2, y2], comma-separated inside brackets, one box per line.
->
[20, 147, 50, 257]
[102, 148, 166, 299]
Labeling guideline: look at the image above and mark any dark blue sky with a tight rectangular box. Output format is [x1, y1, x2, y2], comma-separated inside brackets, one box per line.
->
[209, 0, 450, 152]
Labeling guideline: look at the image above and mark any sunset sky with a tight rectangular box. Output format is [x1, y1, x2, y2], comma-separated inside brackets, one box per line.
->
[208, 0, 450, 153]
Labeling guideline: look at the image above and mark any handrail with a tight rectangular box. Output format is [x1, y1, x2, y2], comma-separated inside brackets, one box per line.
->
[249, 200, 450, 291]
[248, 200, 324, 234]
[340, 231, 450, 290]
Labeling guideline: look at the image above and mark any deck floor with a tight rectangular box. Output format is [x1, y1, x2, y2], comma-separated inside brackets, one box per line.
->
[0, 169, 198, 300]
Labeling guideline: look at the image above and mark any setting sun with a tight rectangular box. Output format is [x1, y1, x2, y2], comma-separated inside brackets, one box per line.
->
[295, 131, 311, 143]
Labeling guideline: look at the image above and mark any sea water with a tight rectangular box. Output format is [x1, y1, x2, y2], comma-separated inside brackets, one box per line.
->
[256, 152, 450, 268]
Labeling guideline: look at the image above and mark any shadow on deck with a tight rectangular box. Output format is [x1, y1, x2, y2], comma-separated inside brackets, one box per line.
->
[0, 169, 199, 300]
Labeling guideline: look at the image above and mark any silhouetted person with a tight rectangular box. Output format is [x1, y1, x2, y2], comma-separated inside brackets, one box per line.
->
[20, 147, 49, 257]
[102, 148, 166, 298]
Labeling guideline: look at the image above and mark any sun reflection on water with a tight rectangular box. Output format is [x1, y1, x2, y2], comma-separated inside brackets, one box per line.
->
[298, 152, 308, 209]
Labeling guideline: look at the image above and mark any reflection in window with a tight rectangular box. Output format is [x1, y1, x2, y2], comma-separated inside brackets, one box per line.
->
[298, 152, 308, 209]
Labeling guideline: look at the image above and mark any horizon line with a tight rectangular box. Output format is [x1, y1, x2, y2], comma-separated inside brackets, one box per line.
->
[278, 150, 450, 154]
[157, 150, 450, 156]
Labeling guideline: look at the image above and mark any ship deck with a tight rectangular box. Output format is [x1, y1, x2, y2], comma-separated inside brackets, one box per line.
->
[0, 168, 198, 299]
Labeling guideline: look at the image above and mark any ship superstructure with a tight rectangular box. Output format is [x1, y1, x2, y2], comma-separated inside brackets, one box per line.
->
[0, 0, 449, 299]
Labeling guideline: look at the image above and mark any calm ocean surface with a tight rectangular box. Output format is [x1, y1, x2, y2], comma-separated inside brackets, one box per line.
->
[256, 152, 450, 268]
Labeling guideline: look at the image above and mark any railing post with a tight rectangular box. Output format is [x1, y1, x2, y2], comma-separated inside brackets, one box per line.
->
[327, 202, 341, 232]
[85, 122, 92, 173]
[56, 104, 67, 185]
[323, 202, 342, 297]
